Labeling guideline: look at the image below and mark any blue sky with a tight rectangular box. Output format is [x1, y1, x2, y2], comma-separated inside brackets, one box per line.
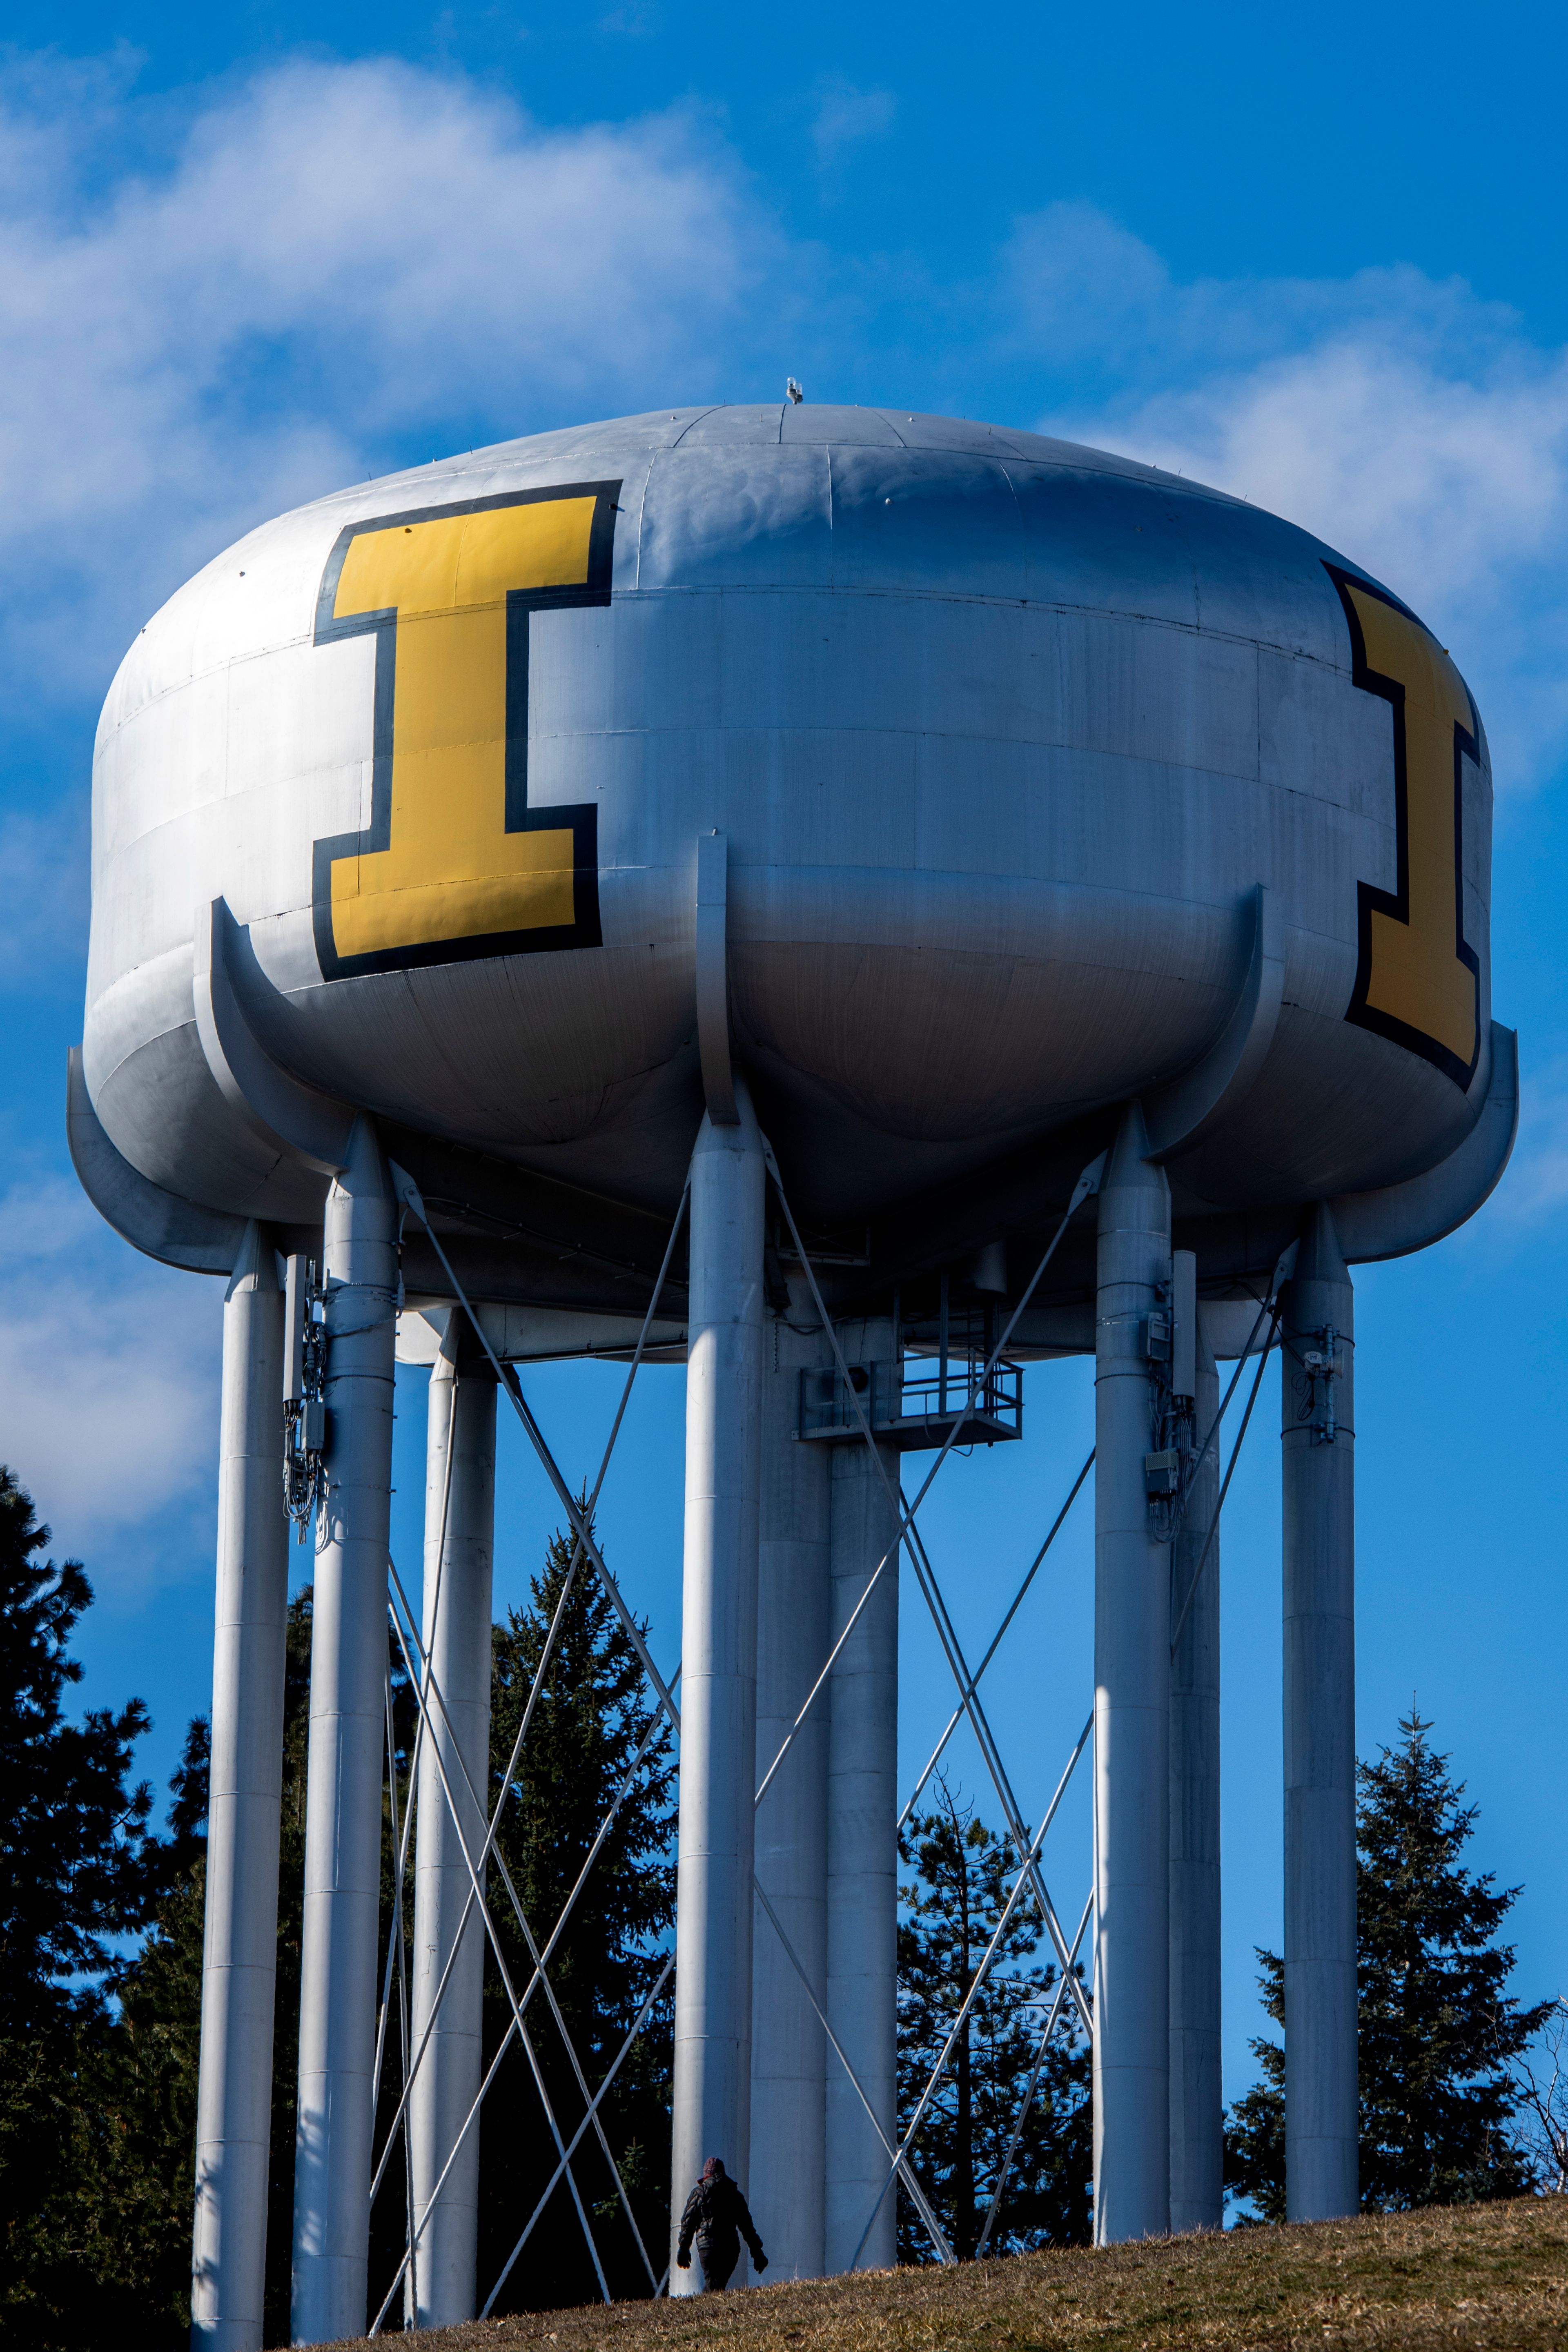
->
[3, 2, 1565, 2145]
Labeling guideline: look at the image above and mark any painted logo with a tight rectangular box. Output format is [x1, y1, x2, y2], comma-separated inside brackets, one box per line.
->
[311, 481, 619, 980]
[1328, 564, 1482, 1089]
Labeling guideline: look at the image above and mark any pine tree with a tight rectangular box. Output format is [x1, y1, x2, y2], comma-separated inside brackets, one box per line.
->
[61, 1720, 213, 2348]
[0, 1467, 163, 2031]
[263, 1589, 313, 2346]
[476, 1521, 676, 2312]
[0, 1466, 184, 2350]
[1226, 1711, 1547, 2219]
[0, 1497, 676, 2340]
[897, 1779, 1091, 2261]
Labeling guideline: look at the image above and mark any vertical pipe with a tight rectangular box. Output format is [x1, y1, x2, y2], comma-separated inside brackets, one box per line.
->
[1093, 1100, 1172, 2245]
[409, 1332, 497, 2325]
[670, 1088, 766, 2291]
[1280, 1203, 1357, 2221]
[191, 1224, 288, 2352]
[291, 1118, 398, 2345]
[1169, 1310, 1222, 2232]
[750, 1284, 831, 2281]
[825, 1316, 900, 2275]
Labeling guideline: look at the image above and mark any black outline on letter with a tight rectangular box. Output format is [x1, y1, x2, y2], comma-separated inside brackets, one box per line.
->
[1326, 561, 1481, 1091]
[311, 479, 619, 981]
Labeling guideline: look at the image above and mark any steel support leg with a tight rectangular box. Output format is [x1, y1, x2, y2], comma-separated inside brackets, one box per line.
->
[670, 1089, 766, 2291]
[410, 1333, 497, 2325]
[751, 1284, 831, 2281]
[1169, 1311, 1222, 2232]
[1281, 1203, 1357, 2221]
[192, 1223, 288, 2352]
[292, 1118, 398, 2345]
[826, 1317, 900, 2275]
[1093, 1101, 1172, 2244]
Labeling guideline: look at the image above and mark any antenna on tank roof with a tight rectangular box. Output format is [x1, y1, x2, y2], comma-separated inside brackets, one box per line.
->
[786, 377, 804, 403]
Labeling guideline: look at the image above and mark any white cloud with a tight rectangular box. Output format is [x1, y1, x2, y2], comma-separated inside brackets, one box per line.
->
[1488, 1056, 1568, 1225]
[1012, 203, 1568, 791]
[0, 802, 89, 986]
[0, 1178, 221, 1560]
[811, 81, 897, 170]
[0, 53, 782, 709]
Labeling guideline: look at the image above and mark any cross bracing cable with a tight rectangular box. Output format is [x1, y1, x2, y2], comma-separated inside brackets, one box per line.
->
[376, 1586, 656, 2305]
[751, 1873, 955, 2265]
[753, 1144, 1104, 1809]
[1168, 1305, 1282, 1662]
[763, 1152, 1099, 2038]
[366, 1168, 689, 2309]
[365, 1544, 595, 2211]
[370, 1402, 456, 2151]
[381, 1664, 419, 2325]
[849, 1778, 1069, 2270]
[899, 1447, 1094, 1830]
[368, 1604, 678, 2213]
[973, 1887, 1093, 2258]
[897, 1509, 1095, 2042]
[392, 1168, 686, 1737]
[477, 1949, 676, 2318]
[372, 1597, 614, 2320]
[382, 1571, 660, 2288]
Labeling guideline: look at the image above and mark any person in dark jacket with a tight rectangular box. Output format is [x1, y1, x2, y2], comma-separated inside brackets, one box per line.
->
[675, 2157, 767, 2290]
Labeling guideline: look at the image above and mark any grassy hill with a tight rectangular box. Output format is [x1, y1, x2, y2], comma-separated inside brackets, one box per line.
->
[309, 2196, 1568, 2352]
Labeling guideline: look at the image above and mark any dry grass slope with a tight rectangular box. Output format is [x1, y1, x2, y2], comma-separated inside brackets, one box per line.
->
[306, 2197, 1568, 2352]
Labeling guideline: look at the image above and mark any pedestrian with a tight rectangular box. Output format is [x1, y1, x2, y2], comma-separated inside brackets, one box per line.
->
[675, 2156, 767, 2290]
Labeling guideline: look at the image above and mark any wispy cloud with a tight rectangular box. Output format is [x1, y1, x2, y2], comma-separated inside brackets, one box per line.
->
[0, 53, 784, 716]
[811, 80, 897, 170]
[0, 808, 87, 993]
[1486, 1056, 1568, 1225]
[1010, 203, 1568, 792]
[0, 1179, 221, 1562]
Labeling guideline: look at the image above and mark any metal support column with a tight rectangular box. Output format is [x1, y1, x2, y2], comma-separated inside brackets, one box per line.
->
[751, 1284, 831, 2281]
[670, 1087, 766, 2290]
[192, 1223, 288, 2352]
[1280, 1202, 1357, 2221]
[826, 1316, 900, 2275]
[409, 1328, 497, 2325]
[292, 1118, 399, 2345]
[1169, 1307, 1222, 2232]
[1093, 1101, 1172, 2243]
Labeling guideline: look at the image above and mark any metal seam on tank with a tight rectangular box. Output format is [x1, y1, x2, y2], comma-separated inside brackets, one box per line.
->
[575, 719, 1267, 800]
[1149, 489, 1203, 635]
[667, 408, 723, 451]
[598, 579, 1351, 665]
[626, 452, 659, 594]
[114, 476, 1347, 648]
[995, 461, 1030, 595]
[114, 572, 1368, 712]
[85, 1009, 202, 1108]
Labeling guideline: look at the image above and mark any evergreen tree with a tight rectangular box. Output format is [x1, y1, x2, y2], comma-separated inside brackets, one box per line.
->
[897, 1779, 1091, 2261]
[261, 1588, 314, 2344]
[475, 1522, 676, 2312]
[65, 1719, 212, 2349]
[0, 1466, 186, 2350]
[1223, 1948, 1287, 2222]
[0, 1468, 163, 2031]
[1226, 1711, 1547, 2219]
[0, 1481, 676, 2341]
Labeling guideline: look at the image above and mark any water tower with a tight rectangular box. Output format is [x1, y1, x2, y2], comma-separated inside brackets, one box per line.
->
[70, 403, 1515, 2347]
